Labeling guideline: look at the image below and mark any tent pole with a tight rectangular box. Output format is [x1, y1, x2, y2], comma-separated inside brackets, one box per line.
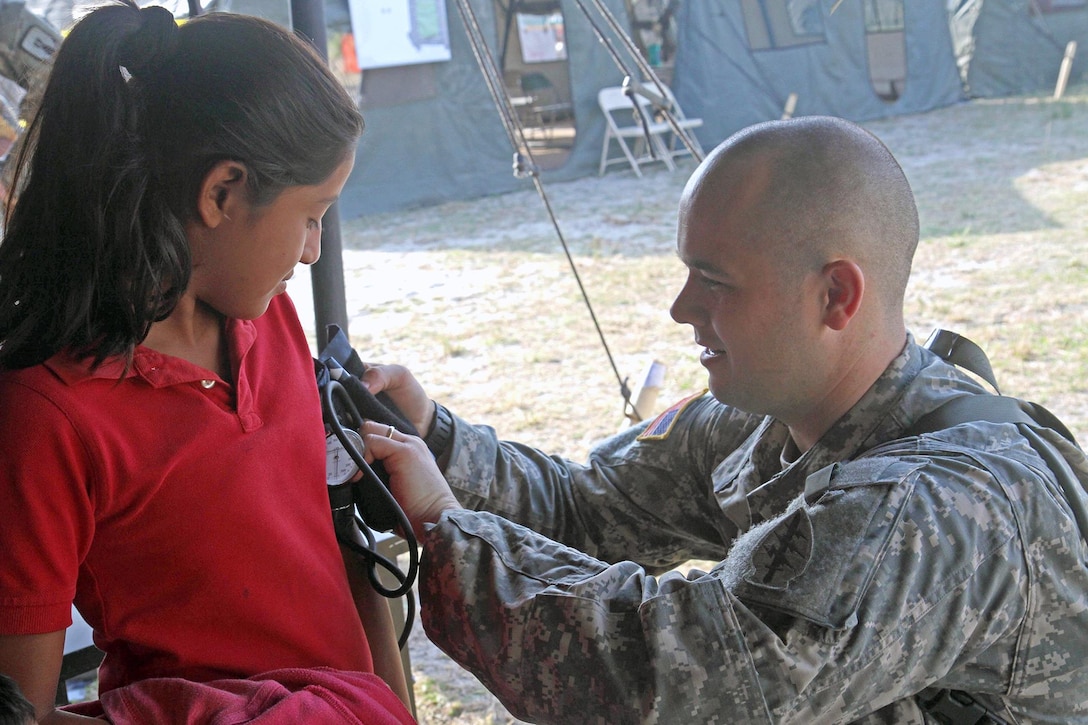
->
[291, 0, 350, 350]
[499, 0, 514, 73]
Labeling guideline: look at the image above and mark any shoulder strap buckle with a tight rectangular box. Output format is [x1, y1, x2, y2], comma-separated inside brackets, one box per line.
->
[917, 688, 1008, 725]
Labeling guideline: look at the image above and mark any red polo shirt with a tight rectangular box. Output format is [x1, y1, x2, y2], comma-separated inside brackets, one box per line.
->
[0, 294, 373, 692]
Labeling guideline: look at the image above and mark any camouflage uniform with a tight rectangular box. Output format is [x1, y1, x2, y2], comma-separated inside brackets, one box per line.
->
[0, 1, 59, 88]
[418, 336, 1088, 724]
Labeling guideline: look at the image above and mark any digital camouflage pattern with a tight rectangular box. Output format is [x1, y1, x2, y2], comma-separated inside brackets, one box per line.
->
[418, 336, 1088, 724]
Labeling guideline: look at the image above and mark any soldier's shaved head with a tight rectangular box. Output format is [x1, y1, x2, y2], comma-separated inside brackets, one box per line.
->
[680, 116, 919, 323]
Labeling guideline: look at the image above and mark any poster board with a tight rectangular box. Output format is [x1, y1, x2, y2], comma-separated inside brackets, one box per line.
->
[516, 12, 567, 63]
[347, 0, 452, 70]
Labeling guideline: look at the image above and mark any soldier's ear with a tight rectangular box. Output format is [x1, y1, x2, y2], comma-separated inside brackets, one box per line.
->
[821, 259, 863, 331]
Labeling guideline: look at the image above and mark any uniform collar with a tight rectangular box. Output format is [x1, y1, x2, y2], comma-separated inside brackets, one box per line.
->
[767, 332, 962, 487]
[718, 333, 974, 529]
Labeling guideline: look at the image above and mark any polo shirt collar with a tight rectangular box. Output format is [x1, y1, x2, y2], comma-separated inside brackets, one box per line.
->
[44, 317, 258, 390]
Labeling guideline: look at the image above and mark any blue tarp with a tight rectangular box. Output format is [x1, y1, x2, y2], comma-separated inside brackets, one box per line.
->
[671, 1, 965, 151]
[951, 0, 1088, 98]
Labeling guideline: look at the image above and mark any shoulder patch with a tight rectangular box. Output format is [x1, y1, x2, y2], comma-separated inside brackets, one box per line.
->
[637, 389, 708, 441]
[746, 507, 813, 590]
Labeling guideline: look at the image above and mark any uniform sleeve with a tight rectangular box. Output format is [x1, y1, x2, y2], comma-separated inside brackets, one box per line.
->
[0, 379, 93, 634]
[440, 394, 760, 569]
[418, 454, 1029, 724]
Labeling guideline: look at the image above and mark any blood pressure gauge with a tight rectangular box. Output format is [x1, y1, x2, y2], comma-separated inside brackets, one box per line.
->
[326, 429, 364, 486]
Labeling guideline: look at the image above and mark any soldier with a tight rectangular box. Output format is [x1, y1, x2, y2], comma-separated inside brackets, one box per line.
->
[363, 116, 1088, 723]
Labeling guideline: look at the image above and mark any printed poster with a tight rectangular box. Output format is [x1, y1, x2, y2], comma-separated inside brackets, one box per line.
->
[347, 0, 452, 70]
[516, 12, 567, 64]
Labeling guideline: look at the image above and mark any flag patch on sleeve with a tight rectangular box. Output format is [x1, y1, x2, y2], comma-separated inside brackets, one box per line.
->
[637, 389, 707, 441]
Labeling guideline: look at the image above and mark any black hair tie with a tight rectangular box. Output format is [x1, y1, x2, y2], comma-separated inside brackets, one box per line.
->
[118, 5, 179, 81]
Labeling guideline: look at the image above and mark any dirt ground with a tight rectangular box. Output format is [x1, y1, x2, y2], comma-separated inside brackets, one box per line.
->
[285, 85, 1088, 723]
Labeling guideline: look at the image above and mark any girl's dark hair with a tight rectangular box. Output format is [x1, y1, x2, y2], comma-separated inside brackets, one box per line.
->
[0, 1, 364, 369]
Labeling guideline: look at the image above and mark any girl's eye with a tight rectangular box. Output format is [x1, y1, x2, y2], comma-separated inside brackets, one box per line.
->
[700, 275, 727, 290]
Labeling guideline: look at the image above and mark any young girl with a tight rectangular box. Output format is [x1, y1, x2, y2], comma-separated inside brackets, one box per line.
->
[0, 3, 414, 723]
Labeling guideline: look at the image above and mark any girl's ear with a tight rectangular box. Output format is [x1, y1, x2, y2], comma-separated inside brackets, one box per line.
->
[195, 160, 248, 228]
[821, 259, 864, 331]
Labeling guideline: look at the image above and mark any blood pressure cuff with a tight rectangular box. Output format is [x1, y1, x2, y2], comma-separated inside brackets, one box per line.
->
[316, 324, 418, 438]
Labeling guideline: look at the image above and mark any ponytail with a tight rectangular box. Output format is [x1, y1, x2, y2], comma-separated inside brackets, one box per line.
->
[0, 1, 187, 369]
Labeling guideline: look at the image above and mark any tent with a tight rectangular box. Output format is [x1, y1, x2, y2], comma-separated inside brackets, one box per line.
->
[325, 0, 633, 218]
[949, 0, 1088, 98]
[669, 0, 965, 150]
[16, 1, 972, 219]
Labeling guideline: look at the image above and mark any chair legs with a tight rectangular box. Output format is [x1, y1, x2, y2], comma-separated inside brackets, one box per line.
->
[599, 131, 675, 177]
[600, 132, 643, 177]
[648, 135, 677, 172]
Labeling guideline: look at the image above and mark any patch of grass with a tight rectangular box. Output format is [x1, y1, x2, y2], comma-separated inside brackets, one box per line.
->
[413, 675, 465, 717]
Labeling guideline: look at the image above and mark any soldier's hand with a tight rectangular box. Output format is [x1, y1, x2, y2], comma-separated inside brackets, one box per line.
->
[361, 420, 461, 540]
[361, 363, 436, 436]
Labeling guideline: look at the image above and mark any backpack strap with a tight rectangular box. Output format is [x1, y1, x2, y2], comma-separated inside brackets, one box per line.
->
[914, 330, 1088, 536]
[924, 329, 1002, 393]
[917, 329, 1079, 447]
[916, 688, 1009, 725]
[905, 393, 1078, 447]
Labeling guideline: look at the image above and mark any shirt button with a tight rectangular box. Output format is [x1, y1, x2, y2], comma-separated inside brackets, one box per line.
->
[200, 379, 215, 389]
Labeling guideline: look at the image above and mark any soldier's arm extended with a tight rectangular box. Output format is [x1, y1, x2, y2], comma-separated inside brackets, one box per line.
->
[437, 393, 760, 568]
[415, 452, 1054, 724]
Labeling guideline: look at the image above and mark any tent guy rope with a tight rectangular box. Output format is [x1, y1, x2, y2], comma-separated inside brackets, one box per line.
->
[451, 0, 708, 422]
[452, 0, 645, 421]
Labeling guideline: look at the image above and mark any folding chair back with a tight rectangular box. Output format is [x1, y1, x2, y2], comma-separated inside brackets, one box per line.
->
[597, 86, 675, 177]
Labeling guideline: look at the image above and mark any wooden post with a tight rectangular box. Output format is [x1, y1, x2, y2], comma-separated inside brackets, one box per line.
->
[1054, 41, 1077, 100]
[782, 93, 798, 120]
[622, 359, 667, 427]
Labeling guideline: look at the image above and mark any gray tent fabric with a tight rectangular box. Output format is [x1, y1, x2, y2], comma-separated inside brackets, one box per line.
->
[28, 0, 1084, 219]
[332, 0, 632, 218]
[951, 0, 1088, 99]
[670, 1, 965, 151]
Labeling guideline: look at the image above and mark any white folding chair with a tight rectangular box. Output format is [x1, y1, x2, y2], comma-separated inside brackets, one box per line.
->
[597, 86, 676, 177]
[659, 84, 705, 161]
